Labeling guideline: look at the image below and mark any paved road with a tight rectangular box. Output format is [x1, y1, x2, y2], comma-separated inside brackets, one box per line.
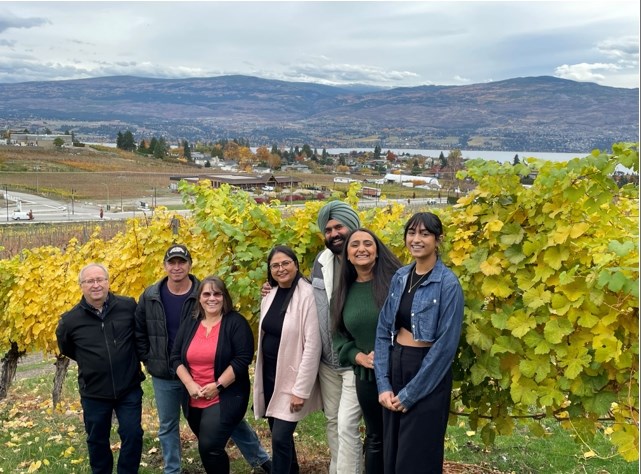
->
[1, 190, 446, 225]
[0, 190, 187, 224]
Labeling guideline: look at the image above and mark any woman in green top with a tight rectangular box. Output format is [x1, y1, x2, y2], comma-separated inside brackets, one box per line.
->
[332, 228, 401, 474]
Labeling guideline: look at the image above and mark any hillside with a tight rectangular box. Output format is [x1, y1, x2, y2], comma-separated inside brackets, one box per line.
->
[0, 75, 638, 152]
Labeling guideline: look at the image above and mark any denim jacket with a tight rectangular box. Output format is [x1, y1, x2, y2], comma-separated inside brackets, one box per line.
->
[374, 258, 464, 410]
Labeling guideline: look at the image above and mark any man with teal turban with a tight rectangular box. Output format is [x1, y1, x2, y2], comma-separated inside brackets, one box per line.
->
[312, 200, 363, 474]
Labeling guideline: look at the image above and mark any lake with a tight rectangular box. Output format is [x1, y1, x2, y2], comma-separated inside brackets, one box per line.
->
[323, 148, 590, 164]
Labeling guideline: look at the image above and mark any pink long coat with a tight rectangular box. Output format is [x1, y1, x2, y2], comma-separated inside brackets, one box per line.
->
[253, 278, 323, 422]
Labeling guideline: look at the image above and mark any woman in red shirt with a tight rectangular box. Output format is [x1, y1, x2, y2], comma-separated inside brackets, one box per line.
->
[171, 276, 254, 474]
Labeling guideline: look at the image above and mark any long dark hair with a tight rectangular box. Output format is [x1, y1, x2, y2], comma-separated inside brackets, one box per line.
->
[192, 276, 234, 320]
[331, 228, 402, 334]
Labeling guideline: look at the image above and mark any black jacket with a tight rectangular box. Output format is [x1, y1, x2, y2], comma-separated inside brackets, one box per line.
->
[56, 293, 144, 400]
[170, 311, 254, 426]
[135, 275, 200, 379]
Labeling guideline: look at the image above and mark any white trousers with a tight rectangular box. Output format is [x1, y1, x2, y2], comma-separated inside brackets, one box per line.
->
[319, 362, 363, 474]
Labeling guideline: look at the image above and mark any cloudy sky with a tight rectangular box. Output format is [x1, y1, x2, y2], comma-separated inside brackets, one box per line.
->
[0, 1, 638, 89]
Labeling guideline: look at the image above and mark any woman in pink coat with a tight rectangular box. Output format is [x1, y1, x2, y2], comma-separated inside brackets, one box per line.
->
[253, 245, 322, 474]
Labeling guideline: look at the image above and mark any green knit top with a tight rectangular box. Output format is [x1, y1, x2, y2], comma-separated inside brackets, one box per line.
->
[332, 280, 379, 381]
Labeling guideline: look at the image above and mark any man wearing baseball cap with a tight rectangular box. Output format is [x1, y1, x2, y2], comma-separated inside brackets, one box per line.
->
[314, 201, 364, 474]
[136, 244, 271, 473]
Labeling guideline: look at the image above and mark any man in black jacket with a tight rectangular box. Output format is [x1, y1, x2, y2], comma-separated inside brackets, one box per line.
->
[135, 244, 271, 474]
[56, 263, 144, 474]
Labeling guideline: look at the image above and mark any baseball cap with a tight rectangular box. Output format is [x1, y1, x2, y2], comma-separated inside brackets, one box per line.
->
[164, 244, 192, 263]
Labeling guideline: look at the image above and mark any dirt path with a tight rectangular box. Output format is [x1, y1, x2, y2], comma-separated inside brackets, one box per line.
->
[14, 352, 61, 381]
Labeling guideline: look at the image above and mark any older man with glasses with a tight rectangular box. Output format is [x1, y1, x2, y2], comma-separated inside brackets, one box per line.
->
[56, 263, 144, 474]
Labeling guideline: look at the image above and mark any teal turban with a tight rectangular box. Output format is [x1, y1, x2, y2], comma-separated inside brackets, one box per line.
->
[317, 201, 361, 233]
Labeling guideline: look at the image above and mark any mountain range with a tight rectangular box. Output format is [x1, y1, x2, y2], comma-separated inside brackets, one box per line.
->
[0, 75, 638, 152]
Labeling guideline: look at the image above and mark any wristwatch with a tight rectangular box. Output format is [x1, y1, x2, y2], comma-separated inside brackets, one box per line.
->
[216, 383, 225, 393]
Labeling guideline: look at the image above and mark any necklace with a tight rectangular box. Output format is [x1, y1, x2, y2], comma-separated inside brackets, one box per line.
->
[407, 270, 429, 294]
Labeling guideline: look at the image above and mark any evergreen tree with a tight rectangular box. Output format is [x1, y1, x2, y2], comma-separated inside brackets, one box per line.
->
[183, 140, 192, 160]
[411, 159, 422, 175]
[439, 151, 447, 168]
[153, 137, 167, 159]
[148, 137, 158, 155]
[301, 144, 313, 158]
[116, 131, 124, 149]
[122, 131, 136, 151]
[513, 154, 520, 166]
[271, 144, 280, 156]
[211, 146, 224, 159]
[374, 145, 381, 160]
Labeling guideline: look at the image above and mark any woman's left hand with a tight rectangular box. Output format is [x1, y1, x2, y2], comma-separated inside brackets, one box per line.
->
[198, 383, 216, 400]
[290, 395, 306, 413]
[356, 351, 375, 369]
[391, 395, 408, 413]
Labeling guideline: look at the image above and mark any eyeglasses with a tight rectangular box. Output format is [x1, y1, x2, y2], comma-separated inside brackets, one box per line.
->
[269, 260, 293, 271]
[81, 277, 108, 286]
[202, 291, 223, 299]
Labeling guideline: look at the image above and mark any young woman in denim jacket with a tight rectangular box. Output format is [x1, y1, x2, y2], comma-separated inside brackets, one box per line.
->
[374, 212, 464, 474]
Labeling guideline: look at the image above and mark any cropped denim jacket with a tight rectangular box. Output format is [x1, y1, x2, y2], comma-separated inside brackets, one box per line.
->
[374, 258, 464, 410]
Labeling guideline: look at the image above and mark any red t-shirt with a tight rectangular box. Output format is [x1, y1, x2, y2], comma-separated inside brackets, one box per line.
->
[186, 321, 221, 408]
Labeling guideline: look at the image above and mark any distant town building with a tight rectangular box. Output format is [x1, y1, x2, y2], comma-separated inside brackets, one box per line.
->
[333, 177, 360, 184]
[169, 173, 302, 192]
[8, 133, 73, 148]
[383, 173, 441, 188]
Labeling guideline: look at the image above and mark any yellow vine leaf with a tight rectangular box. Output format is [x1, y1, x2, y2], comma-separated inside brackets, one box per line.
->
[479, 255, 503, 276]
[523, 285, 552, 310]
[570, 222, 590, 239]
[481, 276, 512, 298]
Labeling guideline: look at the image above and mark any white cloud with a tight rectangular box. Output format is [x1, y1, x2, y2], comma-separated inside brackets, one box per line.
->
[0, 2, 638, 88]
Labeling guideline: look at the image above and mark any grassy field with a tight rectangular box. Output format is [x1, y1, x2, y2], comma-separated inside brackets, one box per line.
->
[0, 355, 635, 474]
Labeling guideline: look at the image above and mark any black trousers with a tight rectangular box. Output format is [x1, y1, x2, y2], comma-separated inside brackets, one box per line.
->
[80, 386, 143, 474]
[267, 417, 299, 474]
[355, 376, 384, 474]
[187, 403, 236, 474]
[382, 343, 453, 474]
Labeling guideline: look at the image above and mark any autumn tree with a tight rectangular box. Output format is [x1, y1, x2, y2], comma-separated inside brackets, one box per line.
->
[223, 141, 241, 161]
[255, 146, 271, 165]
[237, 146, 255, 170]
[268, 153, 282, 169]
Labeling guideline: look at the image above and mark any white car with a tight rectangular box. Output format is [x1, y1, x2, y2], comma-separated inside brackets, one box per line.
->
[12, 211, 32, 220]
